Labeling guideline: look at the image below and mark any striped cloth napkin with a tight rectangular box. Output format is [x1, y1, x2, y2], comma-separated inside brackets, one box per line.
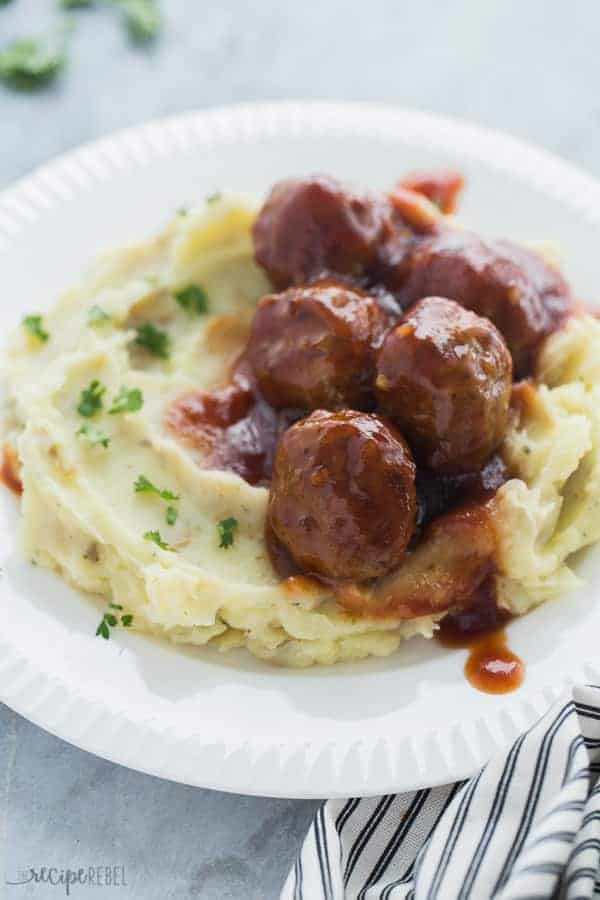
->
[281, 685, 600, 899]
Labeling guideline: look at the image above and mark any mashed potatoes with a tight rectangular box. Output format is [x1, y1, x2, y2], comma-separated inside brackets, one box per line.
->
[4, 197, 600, 666]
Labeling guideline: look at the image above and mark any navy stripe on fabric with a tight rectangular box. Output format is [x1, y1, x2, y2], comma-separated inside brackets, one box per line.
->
[294, 853, 303, 900]
[336, 797, 360, 834]
[568, 837, 600, 859]
[314, 805, 334, 900]
[528, 829, 576, 849]
[344, 794, 396, 887]
[459, 730, 526, 897]
[563, 734, 586, 785]
[565, 865, 598, 888]
[425, 770, 483, 900]
[493, 702, 575, 893]
[381, 782, 465, 900]
[358, 790, 431, 898]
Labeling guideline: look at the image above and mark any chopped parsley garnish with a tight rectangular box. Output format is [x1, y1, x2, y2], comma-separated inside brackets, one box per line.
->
[166, 505, 178, 526]
[134, 474, 179, 501]
[217, 517, 238, 549]
[175, 284, 209, 316]
[61, 0, 93, 7]
[76, 423, 110, 448]
[96, 605, 134, 638]
[87, 305, 111, 327]
[115, 0, 161, 42]
[134, 322, 170, 359]
[96, 617, 111, 640]
[77, 379, 105, 417]
[176, 206, 189, 217]
[0, 36, 66, 89]
[206, 191, 222, 204]
[144, 529, 170, 550]
[22, 315, 49, 343]
[109, 385, 143, 414]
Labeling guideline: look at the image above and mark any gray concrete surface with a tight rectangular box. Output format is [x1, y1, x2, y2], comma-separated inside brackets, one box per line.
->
[2, 0, 600, 897]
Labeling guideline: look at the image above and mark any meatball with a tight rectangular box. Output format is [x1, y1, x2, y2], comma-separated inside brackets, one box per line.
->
[376, 297, 512, 473]
[398, 230, 572, 375]
[268, 410, 417, 580]
[246, 281, 388, 410]
[252, 176, 384, 288]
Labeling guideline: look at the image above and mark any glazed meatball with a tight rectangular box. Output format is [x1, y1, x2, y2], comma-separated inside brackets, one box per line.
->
[252, 176, 384, 288]
[268, 410, 417, 580]
[376, 297, 512, 473]
[252, 174, 443, 298]
[398, 230, 572, 375]
[246, 281, 388, 410]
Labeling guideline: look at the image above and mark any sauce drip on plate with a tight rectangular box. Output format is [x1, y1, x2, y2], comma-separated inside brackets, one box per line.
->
[437, 579, 524, 694]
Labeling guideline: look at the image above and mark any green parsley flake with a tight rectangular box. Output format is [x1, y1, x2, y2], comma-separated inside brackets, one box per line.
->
[144, 529, 170, 551]
[76, 424, 110, 448]
[109, 386, 143, 414]
[175, 284, 209, 316]
[176, 206, 189, 217]
[166, 505, 178, 526]
[217, 517, 238, 549]
[87, 305, 111, 327]
[115, 0, 161, 42]
[134, 474, 179, 501]
[135, 322, 170, 359]
[77, 380, 105, 418]
[22, 315, 49, 343]
[95, 606, 134, 639]
[206, 191, 222, 204]
[96, 617, 110, 640]
[61, 0, 93, 7]
[0, 36, 66, 90]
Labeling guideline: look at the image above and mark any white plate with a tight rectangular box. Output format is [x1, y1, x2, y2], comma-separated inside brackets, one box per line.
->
[2, 102, 600, 799]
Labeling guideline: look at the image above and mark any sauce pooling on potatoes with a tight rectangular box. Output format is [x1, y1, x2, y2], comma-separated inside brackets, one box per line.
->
[165, 359, 301, 487]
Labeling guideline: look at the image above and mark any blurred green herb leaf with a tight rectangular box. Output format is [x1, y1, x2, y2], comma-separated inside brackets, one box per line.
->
[174, 284, 209, 317]
[108, 385, 143, 414]
[77, 379, 105, 417]
[76, 423, 110, 448]
[144, 529, 170, 550]
[135, 322, 170, 359]
[87, 305, 111, 327]
[217, 516, 238, 549]
[134, 474, 179, 501]
[0, 36, 66, 89]
[113, 0, 161, 42]
[22, 315, 49, 343]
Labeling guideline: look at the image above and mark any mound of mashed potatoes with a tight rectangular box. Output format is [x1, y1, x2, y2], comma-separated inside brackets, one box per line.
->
[4, 197, 600, 666]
